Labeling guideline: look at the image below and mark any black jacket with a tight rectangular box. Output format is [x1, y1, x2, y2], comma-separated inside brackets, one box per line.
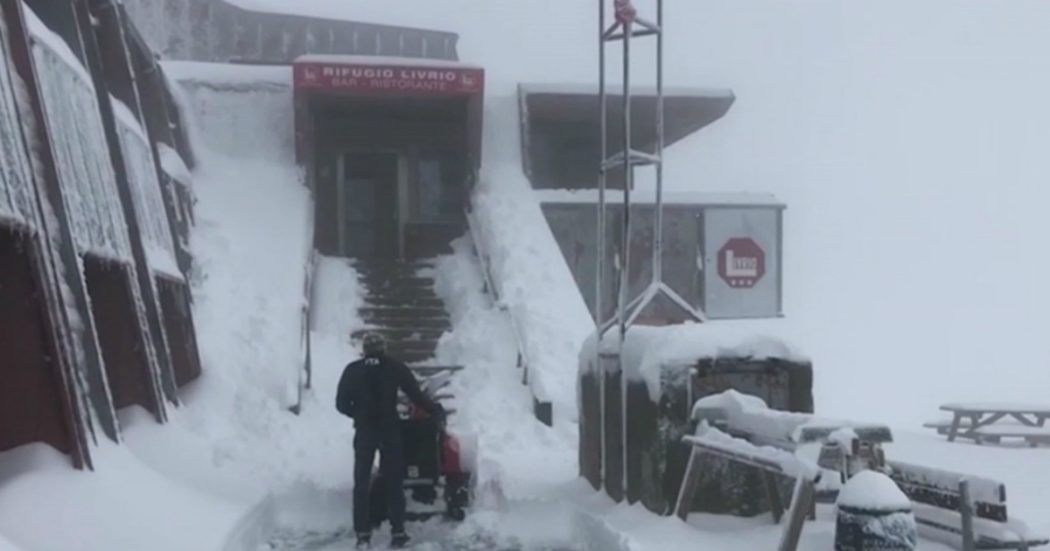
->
[335, 353, 442, 429]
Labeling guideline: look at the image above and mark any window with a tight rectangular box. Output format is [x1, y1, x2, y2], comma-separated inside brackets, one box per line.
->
[417, 154, 462, 221]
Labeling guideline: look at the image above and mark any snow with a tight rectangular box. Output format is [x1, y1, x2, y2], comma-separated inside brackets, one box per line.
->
[0, 441, 243, 551]
[295, 53, 483, 70]
[22, 7, 92, 85]
[520, 82, 734, 99]
[688, 422, 821, 481]
[886, 460, 1003, 506]
[157, 143, 192, 187]
[206, 0, 1050, 429]
[470, 93, 595, 423]
[536, 189, 784, 207]
[583, 322, 807, 401]
[0, 15, 36, 229]
[161, 61, 292, 89]
[4, 1, 1050, 549]
[430, 237, 578, 498]
[28, 8, 134, 262]
[940, 402, 1050, 414]
[161, 61, 294, 164]
[837, 470, 913, 511]
[111, 97, 181, 279]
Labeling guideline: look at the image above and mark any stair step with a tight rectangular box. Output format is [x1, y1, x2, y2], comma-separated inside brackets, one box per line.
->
[364, 280, 435, 292]
[352, 260, 434, 272]
[386, 339, 440, 352]
[360, 306, 447, 319]
[365, 297, 444, 309]
[352, 328, 446, 341]
[394, 350, 436, 363]
[362, 317, 451, 330]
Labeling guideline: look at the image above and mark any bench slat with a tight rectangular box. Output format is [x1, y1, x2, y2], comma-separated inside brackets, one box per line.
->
[941, 403, 1050, 415]
[912, 503, 1049, 550]
[974, 425, 1050, 437]
[887, 461, 1007, 522]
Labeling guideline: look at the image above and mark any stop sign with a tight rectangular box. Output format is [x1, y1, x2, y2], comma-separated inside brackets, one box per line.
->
[718, 238, 766, 289]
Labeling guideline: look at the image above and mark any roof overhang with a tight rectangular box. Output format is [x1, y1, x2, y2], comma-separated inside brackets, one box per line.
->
[520, 82, 735, 151]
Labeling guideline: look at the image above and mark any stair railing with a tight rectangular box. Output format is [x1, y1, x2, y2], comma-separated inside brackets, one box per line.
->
[466, 201, 553, 426]
[291, 249, 319, 415]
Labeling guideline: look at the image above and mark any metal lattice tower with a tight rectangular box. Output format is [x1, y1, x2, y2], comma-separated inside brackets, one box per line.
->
[595, 0, 705, 344]
[594, 0, 707, 500]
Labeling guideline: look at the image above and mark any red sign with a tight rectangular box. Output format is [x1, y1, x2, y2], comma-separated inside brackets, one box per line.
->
[295, 62, 484, 96]
[718, 238, 766, 289]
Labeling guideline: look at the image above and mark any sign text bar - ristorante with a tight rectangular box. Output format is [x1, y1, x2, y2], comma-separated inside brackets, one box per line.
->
[295, 63, 485, 96]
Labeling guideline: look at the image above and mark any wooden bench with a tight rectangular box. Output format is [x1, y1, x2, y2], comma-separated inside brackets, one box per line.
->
[888, 460, 1048, 550]
[677, 424, 821, 551]
[933, 403, 1050, 445]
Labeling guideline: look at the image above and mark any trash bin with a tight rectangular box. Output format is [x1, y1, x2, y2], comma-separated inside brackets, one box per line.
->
[835, 470, 917, 551]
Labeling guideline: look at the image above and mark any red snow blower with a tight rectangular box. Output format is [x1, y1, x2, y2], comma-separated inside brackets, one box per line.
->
[369, 365, 476, 526]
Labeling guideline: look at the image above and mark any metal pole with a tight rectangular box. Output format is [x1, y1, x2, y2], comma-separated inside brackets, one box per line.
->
[652, 0, 665, 282]
[596, 0, 608, 489]
[619, 14, 633, 501]
[618, 18, 632, 343]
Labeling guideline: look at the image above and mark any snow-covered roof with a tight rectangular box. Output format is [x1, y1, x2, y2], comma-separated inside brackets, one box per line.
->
[537, 189, 785, 208]
[161, 61, 292, 88]
[520, 82, 733, 100]
[294, 54, 482, 71]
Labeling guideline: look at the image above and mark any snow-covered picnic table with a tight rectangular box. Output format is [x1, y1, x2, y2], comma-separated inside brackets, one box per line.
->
[928, 403, 1050, 446]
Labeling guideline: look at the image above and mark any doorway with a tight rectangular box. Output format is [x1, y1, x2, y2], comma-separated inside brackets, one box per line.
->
[337, 151, 404, 259]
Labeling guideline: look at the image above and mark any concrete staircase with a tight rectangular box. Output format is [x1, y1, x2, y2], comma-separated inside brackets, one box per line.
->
[351, 259, 449, 364]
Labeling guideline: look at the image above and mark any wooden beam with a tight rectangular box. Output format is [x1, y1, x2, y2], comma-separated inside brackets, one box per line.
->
[778, 476, 815, 551]
[960, 479, 975, 551]
[673, 447, 700, 521]
[763, 471, 785, 523]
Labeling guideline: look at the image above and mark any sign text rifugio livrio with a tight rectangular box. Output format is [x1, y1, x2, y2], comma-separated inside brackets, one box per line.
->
[297, 63, 483, 95]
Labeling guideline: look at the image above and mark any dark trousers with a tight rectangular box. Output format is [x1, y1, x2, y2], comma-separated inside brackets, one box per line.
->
[353, 427, 405, 534]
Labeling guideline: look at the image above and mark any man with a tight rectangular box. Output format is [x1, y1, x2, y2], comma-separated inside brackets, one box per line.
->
[336, 333, 444, 549]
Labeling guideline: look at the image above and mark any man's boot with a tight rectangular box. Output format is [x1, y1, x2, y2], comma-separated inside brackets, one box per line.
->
[390, 531, 410, 548]
[355, 532, 372, 549]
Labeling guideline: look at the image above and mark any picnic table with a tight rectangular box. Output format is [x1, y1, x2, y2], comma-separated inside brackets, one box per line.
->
[927, 403, 1050, 445]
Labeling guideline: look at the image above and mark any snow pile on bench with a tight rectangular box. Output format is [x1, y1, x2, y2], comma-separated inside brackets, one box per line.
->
[691, 390, 892, 448]
[580, 322, 806, 401]
[838, 470, 913, 511]
[686, 422, 820, 482]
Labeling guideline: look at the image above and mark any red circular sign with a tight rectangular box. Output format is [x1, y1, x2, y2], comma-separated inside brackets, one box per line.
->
[718, 238, 766, 289]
